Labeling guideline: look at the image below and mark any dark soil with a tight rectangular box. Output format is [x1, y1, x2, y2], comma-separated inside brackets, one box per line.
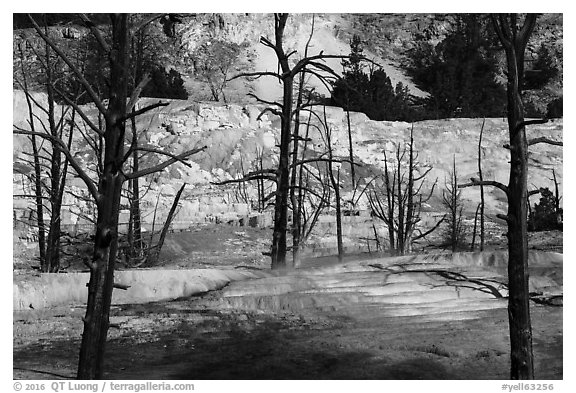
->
[13, 292, 562, 380]
[12, 226, 563, 380]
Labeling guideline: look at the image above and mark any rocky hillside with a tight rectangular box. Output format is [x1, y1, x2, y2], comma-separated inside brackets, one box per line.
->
[14, 13, 562, 106]
[176, 13, 562, 106]
[13, 91, 563, 253]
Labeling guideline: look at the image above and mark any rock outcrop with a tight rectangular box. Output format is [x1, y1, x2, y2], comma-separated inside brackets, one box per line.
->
[12, 92, 563, 251]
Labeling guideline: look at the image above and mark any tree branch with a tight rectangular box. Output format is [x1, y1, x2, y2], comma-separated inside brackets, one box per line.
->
[514, 118, 548, 133]
[127, 146, 195, 168]
[51, 84, 103, 136]
[259, 36, 276, 51]
[127, 72, 152, 112]
[125, 146, 207, 180]
[458, 179, 509, 196]
[247, 93, 283, 109]
[528, 188, 542, 197]
[228, 71, 281, 82]
[256, 107, 283, 120]
[491, 15, 512, 50]
[527, 137, 563, 147]
[13, 128, 100, 202]
[412, 214, 447, 241]
[120, 101, 169, 123]
[291, 54, 348, 77]
[291, 156, 362, 169]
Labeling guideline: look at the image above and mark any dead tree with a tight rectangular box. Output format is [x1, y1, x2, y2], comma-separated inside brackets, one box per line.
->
[551, 169, 562, 227]
[345, 107, 356, 190]
[322, 106, 344, 261]
[146, 183, 186, 265]
[458, 14, 562, 380]
[291, 109, 333, 266]
[477, 119, 486, 250]
[127, 112, 144, 261]
[16, 43, 47, 267]
[229, 13, 348, 269]
[368, 125, 444, 255]
[14, 14, 206, 379]
[442, 155, 466, 252]
[14, 26, 80, 273]
[289, 16, 315, 268]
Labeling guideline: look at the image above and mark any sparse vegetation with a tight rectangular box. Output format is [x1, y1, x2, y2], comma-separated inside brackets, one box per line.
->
[528, 187, 562, 232]
[442, 156, 466, 252]
[367, 125, 444, 255]
[331, 35, 415, 121]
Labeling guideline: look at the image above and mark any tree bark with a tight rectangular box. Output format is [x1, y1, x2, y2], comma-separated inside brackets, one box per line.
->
[346, 106, 355, 190]
[148, 183, 186, 265]
[334, 169, 344, 261]
[404, 125, 416, 254]
[492, 13, 537, 380]
[290, 69, 306, 268]
[31, 134, 47, 269]
[77, 14, 129, 380]
[45, 34, 62, 273]
[270, 14, 292, 270]
[326, 119, 344, 262]
[471, 203, 481, 251]
[17, 43, 47, 269]
[129, 114, 143, 258]
[478, 119, 486, 250]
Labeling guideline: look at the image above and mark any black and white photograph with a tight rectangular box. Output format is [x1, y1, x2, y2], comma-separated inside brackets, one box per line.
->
[10, 6, 565, 384]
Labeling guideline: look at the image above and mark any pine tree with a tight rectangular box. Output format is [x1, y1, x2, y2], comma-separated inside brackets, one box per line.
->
[331, 35, 413, 121]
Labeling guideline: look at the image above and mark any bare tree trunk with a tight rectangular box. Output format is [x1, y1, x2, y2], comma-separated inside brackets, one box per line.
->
[31, 134, 47, 268]
[492, 13, 537, 380]
[368, 129, 439, 256]
[324, 108, 344, 262]
[372, 222, 380, 252]
[148, 183, 185, 265]
[270, 14, 292, 270]
[290, 66, 307, 269]
[551, 169, 561, 227]
[384, 157, 395, 251]
[404, 124, 416, 254]
[471, 203, 481, 250]
[442, 155, 464, 252]
[478, 119, 486, 250]
[77, 14, 129, 379]
[129, 113, 143, 258]
[346, 106, 355, 190]
[327, 165, 344, 261]
[23, 12, 205, 379]
[334, 169, 343, 261]
[17, 43, 47, 269]
[294, 112, 316, 267]
[44, 35, 63, 273]
[257, 148, 265, 212]
[395, 146, 405, 254]
[271, 75, 293, 269]
[235, 13, 344, 269]
[46, 113, 74, 272]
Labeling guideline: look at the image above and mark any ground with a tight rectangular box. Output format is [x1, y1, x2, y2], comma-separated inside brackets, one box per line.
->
[13, 226, 563, 380]
[13, 296, 562, 380]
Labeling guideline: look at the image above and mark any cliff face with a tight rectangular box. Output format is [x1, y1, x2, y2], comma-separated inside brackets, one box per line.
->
[13, 91, 563, 242]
